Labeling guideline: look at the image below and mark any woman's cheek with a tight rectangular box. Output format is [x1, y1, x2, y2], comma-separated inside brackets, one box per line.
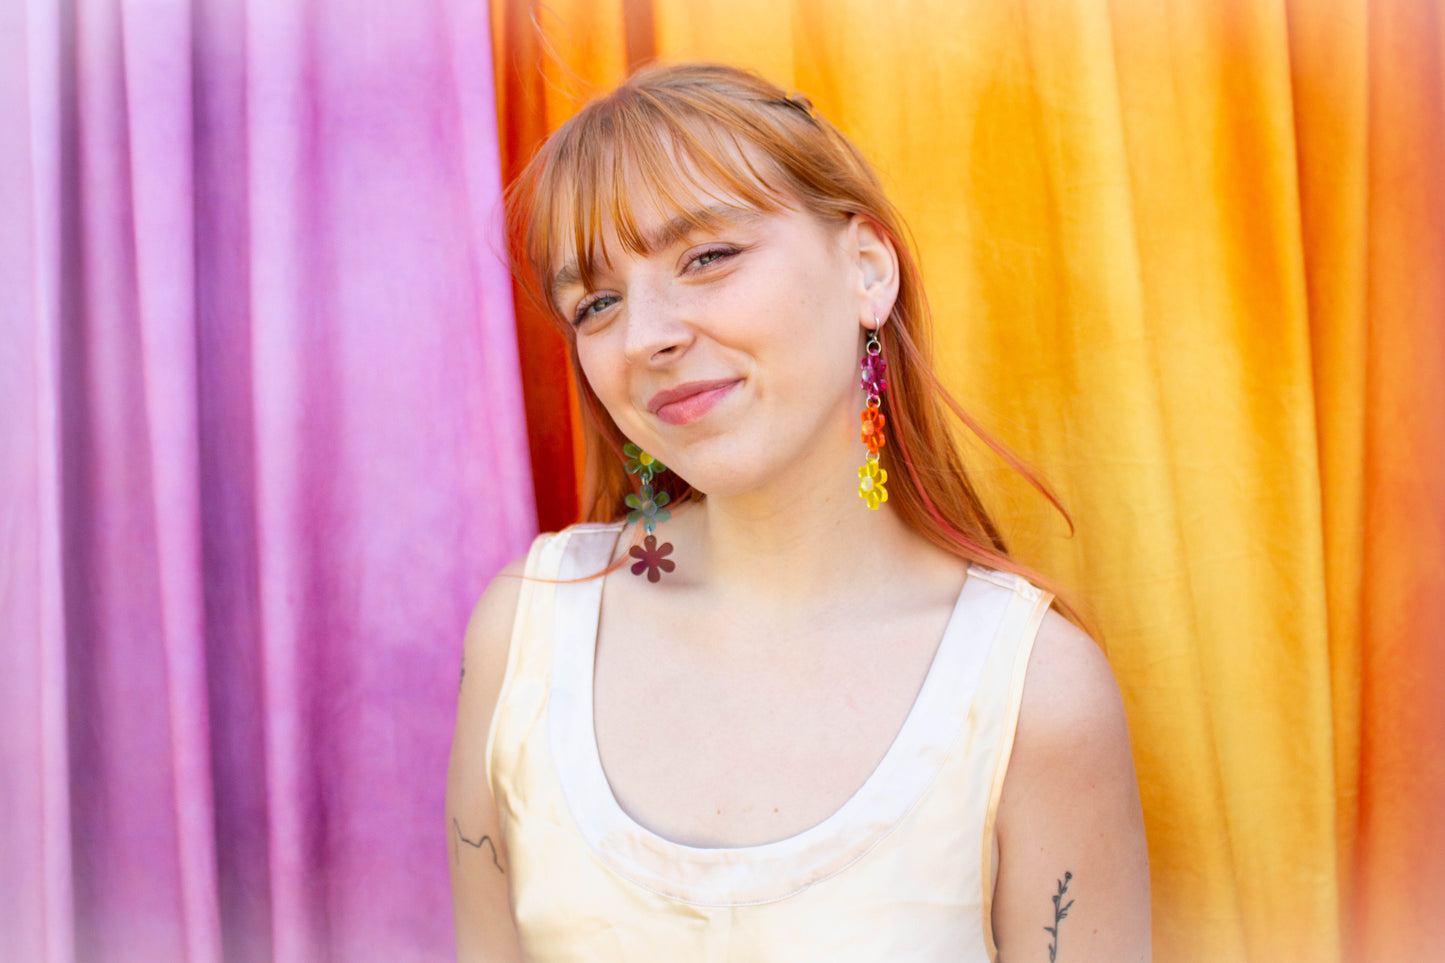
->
[576, 342, 618, 404]
[577, 351, 639, 442]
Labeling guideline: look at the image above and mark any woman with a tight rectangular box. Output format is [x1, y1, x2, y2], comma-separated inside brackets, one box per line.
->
[448, 63, 1150, 961]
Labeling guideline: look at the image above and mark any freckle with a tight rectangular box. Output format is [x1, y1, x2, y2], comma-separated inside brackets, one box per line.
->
[773, 808, 779, 813]
[716, 809, 721, 814]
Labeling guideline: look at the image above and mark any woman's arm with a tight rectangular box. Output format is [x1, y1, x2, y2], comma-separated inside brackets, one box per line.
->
[447, 558, 527, 963]
[991, 611, 1151, 962]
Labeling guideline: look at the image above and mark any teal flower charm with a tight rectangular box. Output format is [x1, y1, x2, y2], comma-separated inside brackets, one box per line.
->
[625, 485, 671, 534]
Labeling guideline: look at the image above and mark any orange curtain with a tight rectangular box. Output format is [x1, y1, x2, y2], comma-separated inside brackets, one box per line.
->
[490, 1, 1445, 959]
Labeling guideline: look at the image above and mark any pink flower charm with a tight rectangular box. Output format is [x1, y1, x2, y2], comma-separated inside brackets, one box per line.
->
[629, 535, 676, 582]
[860, 353, 888, 395]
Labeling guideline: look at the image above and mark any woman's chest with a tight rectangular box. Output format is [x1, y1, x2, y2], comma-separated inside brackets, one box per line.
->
[591, 605, 952, 849]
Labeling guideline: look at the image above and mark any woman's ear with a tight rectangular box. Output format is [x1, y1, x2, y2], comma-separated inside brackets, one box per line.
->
[849, 215, 900, 329]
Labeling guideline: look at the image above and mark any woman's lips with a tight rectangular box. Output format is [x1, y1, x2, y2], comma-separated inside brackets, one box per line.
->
[650, 380, 741, 426]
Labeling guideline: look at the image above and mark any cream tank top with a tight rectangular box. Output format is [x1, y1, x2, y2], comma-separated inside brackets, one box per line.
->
[485, 523, 1053, 962]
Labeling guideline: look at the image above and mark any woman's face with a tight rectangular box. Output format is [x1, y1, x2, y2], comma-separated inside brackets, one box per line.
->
[552, 186, 888, 499]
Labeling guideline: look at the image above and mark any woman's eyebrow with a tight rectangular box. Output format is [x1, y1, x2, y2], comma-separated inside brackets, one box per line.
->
[635, 204, 761, 256]
[551, 205, 762, 301]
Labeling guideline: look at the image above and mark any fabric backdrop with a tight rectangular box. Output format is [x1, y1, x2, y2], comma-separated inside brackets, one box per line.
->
[1, 0, 533, 960]
[5, 0, 1441, 960]
[490, 1, 1445, 961]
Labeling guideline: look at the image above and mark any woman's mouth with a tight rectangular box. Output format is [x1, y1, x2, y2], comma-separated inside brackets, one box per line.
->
[648, 379, 741, 426]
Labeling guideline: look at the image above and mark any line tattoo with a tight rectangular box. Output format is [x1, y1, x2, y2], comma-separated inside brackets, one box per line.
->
[1045, 871, 1074, 962]
[452, 817, 504, 874]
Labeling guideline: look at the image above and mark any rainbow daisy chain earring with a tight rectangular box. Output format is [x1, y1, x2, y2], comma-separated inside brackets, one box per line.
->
[623, 442, 675, 582]
[858, 328, 889, 510]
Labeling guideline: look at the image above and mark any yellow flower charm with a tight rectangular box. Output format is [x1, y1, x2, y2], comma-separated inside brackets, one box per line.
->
[858, 458, 888, 510]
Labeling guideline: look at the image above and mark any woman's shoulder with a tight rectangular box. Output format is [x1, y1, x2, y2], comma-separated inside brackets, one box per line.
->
[465, 521, 626, 638]
[955, 566, 1114, 730]
[1006, 607, 1133, 801]
[459, 552, 532, 698]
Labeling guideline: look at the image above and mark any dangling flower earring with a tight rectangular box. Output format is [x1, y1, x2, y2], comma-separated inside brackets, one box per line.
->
[623, 442, 675, 582]
[858, 327, 889, 510]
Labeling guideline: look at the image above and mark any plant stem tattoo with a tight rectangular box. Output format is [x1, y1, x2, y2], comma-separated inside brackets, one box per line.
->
[452, 817, 504, 874]
[1045, 871, 1074, 961]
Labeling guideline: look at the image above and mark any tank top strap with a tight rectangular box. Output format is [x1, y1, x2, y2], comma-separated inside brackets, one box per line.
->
[485, 523, 626, 794]
[964, 567, 1054, 957]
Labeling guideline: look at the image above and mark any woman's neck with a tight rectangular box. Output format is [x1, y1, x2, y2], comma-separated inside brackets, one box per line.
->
[667, 442, 931, 611]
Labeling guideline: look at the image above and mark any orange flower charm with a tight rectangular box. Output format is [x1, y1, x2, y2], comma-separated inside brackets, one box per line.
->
[860, 407, 887, 455]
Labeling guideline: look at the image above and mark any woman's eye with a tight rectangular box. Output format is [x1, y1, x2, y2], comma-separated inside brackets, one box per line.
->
[688, 247, 735, 270]
[573, 294, 618, 324]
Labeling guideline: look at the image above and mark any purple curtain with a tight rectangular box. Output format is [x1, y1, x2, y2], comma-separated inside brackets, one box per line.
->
[1, 1, 535, 960]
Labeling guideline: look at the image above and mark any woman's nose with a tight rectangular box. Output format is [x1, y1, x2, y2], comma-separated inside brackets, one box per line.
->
[622, 286, 694, 366]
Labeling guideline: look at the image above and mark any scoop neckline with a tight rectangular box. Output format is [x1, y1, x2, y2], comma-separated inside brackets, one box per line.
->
[592, 568, 974, 856]
[545, 523, 1009, 905]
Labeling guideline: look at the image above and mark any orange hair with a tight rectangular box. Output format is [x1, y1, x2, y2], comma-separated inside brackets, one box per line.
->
[504, 62, 1082, 621]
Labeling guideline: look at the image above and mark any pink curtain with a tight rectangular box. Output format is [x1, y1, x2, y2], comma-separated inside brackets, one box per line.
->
[0, 1, 534, 960]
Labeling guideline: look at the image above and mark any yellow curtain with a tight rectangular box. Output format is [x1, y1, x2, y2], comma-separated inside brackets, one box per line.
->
[492, 1, 1445, 959]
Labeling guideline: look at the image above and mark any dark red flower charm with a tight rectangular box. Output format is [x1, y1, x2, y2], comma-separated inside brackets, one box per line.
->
[629, 535, 675, 582]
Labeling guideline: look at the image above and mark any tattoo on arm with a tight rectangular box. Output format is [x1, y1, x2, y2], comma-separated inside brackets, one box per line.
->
[459, 655, 465, 691]
[1045, 871, 1074, 962]
[452, 817, 504, 874]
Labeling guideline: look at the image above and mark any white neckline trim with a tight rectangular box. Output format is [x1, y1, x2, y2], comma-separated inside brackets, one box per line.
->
[546, 525, 1018, 906]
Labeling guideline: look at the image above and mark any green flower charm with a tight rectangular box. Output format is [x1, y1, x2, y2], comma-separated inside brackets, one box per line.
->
[626, 484, 672, 534]
[623, 443, 664, 484]
[858, 459, 888, 510]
